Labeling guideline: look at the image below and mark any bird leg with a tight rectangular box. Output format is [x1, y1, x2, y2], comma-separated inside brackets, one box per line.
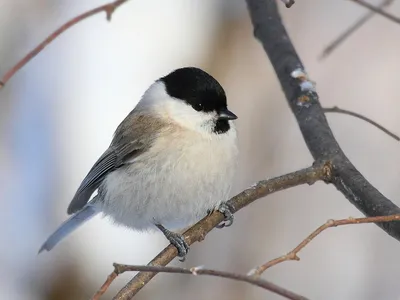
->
[155, 224, 189, 261]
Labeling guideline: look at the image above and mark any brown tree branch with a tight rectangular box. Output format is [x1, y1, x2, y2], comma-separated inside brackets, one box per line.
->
[250, 214, 400, 276]
[93, 264, 309, 300]
[111, 163, 331, 299]
[323, 106, 400, 141]
[0, 0, 130, 89]
[350, 0, 400, 24]
[320, 0, 394, 59]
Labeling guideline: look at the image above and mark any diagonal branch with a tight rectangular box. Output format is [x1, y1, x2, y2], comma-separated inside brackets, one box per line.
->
[320, 0, 394, 59]
[350, 0, 400, 24]
[111, 163, 331, 299]
[245, 0, 400, 241]
[93, 264, 309, 300]
[0, 0, 130, 89]
[249, 214, 400, 276]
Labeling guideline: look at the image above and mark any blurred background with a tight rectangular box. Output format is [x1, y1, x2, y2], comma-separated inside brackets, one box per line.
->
[1, 0, 400, 299]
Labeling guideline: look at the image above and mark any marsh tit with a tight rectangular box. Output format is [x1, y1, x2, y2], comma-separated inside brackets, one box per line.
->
[39, 67, 238, 259]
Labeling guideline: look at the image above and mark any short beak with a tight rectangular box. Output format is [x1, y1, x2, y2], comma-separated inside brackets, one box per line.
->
[218, 109, 238, 120]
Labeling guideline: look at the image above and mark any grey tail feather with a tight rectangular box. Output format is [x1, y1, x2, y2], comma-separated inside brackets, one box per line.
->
[38, 204, 99, 253]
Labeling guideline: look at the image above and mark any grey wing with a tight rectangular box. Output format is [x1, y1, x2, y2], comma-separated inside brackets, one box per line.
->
[67, 141, 143, 214]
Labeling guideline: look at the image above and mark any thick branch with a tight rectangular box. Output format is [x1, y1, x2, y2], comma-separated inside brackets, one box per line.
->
[250, 214, 400, 276]
[0, 0, 130, 89]
[112, 163, 330, 299]
[245, 0, 400, 241]
[94, 264, 309, 300]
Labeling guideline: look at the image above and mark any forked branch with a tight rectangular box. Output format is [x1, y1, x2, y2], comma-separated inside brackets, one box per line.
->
[250, 214, 400, 276]
[245, 0, 400, 241]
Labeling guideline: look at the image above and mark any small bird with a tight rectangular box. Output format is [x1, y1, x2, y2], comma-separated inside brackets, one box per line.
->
[39, 67, 238, 259]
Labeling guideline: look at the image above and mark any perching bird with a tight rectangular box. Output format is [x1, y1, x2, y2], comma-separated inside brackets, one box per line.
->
[39, 67, 238, 259]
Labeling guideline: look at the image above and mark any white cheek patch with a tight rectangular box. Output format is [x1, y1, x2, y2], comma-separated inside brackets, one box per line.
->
[164, 99, 217, 133]
[137, 81, 217, 134]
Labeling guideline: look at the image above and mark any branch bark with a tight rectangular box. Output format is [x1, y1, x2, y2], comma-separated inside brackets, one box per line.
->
[245, 0, 400, 240]
[112, 163, 330, 299]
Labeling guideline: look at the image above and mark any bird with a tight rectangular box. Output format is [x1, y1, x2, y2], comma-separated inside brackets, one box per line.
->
[39, 67, 238, 259]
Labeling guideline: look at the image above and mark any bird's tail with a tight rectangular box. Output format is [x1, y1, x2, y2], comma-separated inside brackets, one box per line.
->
[39, 204, 99, 253]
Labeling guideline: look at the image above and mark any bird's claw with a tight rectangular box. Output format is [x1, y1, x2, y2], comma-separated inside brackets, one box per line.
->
[168, 232, 189, 261]
[156, 224, 189, 261]
[216, 202, 234, 229]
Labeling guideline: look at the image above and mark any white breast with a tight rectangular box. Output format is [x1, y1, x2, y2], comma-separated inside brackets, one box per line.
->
[100, 124, 238, 231]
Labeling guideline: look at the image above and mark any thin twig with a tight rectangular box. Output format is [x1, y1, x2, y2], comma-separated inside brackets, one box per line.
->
[0, 0, 130, 89]
[93, 264, 309, 300]
[250, 214, 400, 276]
[111, 163, 331, 299]
[320, 0, 393, 59]
[350, 0, 400, 24]
[92, 272, 118, 299]
[323, 106, 400, 141]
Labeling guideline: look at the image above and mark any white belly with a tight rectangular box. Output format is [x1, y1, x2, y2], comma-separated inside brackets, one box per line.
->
[99, 129, 237, 231]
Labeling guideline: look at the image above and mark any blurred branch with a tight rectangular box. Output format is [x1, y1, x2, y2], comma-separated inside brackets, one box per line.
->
[281, 0, 295, 8]
[246, 0, 400, 238]
[323, 106, 400, 141]
[111, 163, 331, 299]
[320, 0, 393, 59]
[250, 214, 400, 276]
[350, 0, 400, 24]
[93, 264, 309, 300]
[0, 0, 130, 89]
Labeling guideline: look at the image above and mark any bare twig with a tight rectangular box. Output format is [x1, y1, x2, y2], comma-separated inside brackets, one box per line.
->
[324, 106, 400, 141]
[111, 163, 331, 299]
[350, 0, 400, 24]
[93, 272, 118, 299]
[250, 214, 400, 276]
[320, 0, 393, 59]
[93, 264, 309, 300]
[0, 0, 130, 89]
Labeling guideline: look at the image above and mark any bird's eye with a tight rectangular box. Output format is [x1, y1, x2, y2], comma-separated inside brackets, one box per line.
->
[192, 103, 203, 111]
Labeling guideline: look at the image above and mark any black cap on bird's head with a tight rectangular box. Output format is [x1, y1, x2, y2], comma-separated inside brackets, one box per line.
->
[160, 67, 237, 122]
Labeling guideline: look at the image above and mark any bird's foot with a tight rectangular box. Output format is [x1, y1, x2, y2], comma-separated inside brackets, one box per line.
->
[216, 202, 234, 229]
[156, 224, 189, 261]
